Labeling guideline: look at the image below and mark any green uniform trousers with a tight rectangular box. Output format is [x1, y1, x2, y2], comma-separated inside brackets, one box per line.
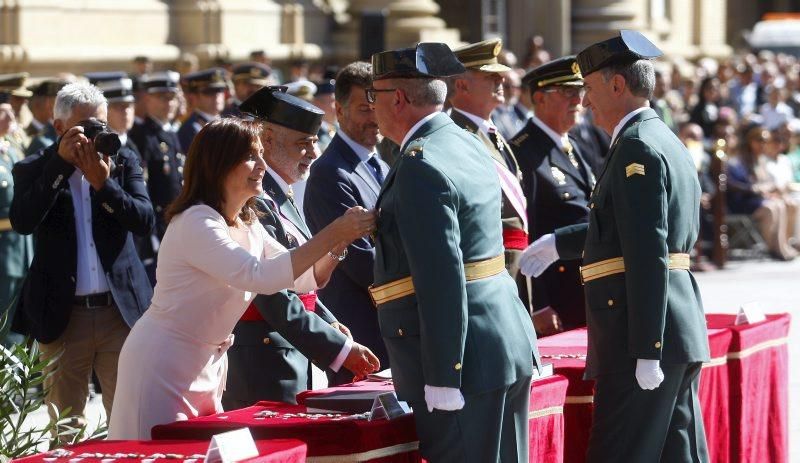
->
[587, 363, 709, 463]
[410, 375, 532, 463]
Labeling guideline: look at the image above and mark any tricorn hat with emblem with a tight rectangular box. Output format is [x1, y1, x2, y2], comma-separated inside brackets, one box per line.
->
[240, 85, 324, 135]
[453, 38, 511, 73]
[182, 67, 228, 93]
[0, 72, 33, 98]
[523, 55, 584, 91]
[372, 42, 466, 81]
[576, 30, 663, 77]
[85, 72, 135, 103]
[231, 62, 272, 86]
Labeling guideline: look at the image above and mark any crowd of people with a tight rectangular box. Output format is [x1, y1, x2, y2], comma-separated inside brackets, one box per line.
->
[0, 31, 792, 462]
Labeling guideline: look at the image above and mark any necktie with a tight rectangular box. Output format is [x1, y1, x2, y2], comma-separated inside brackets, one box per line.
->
[488, 127, 516, 172]
[366, 155, 385, 185]
[562, 140, 580, 169]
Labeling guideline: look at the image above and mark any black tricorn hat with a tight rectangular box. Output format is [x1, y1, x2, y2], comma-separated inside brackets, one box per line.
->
[372, 42, 466, 80]
[240, 85, 324, 135]
[523, 55, 584, 90]
[576, 30, 662, 77]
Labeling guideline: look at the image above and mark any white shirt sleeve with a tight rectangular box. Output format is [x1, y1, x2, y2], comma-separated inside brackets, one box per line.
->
[180, 206, 295, 295]
[328, 338, 353, 372]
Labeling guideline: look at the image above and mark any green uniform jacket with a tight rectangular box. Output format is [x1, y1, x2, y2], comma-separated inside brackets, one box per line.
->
[555, 108, 710, 379]
[24, 123, 57, 157]
[1, 140, 32, 279]
[373, 113, 539, 403]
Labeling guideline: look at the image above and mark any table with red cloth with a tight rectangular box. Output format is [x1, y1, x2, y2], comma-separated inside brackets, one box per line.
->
[537, 320, 735, 463]
[152, 375, 569, 462]
[12, 439, 306, 463]
[706, 313, 791, 463]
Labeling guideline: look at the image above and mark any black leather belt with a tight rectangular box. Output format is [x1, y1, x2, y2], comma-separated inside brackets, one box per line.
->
[73, 292, 113, 308]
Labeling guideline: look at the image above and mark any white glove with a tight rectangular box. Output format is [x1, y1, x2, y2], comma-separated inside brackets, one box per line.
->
[520, 233, 559, 277]
[635, 359, 664, 390]
[424, 385, 465, 412]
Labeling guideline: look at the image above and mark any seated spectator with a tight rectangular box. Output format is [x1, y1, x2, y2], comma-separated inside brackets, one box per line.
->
[760, 86, 795, 130]
[726, 126, 797, 260]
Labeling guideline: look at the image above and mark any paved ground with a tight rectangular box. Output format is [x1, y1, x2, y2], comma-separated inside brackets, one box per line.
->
[18, 257, 799, 461]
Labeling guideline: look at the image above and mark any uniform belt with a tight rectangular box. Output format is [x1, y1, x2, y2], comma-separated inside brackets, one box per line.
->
[580, 253, 690, 284]
[0, 218, 12, 232]
[369, 254, 506, 307]
[72, 292, 113, 308]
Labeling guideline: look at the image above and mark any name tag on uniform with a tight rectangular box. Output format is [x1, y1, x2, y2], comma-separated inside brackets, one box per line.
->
[625, 163, 645, 177]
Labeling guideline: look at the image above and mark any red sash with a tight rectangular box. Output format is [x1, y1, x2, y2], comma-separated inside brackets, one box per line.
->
[240, 291, 317, 321]
[502, 228, 529, 251]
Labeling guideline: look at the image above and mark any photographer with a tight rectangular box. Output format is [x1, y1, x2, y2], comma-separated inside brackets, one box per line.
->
[9, 82, 154, 428]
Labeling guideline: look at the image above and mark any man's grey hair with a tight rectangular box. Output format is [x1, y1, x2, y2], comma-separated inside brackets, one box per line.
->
[393, 78, 448, 106]
[600, 59, 655, 100]
[53, 82, 107, 121]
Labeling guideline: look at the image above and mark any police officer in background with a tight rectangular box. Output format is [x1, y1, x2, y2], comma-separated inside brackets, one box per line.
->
[128, 71, 184, 284]
[26, 79, 68, 156]
[449, 38, 531, 312]
[511, 56, 594, 335]
[177, 68, 227, 152]
[86, 73, 140, 159]
[222, 62, 273, 118]
[521, 31, 710, 462]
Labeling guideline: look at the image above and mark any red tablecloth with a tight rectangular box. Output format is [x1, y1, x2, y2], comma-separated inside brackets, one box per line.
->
[153, 375, 568, 462]
[706, 313, 791, 463]
[12, 439, 306, 463]
[698, 326, 732, 463]
[537, 320, 735, 463]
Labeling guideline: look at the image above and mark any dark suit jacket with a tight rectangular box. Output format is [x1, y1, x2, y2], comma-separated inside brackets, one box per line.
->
[223, 179, 347, 406]
[9, 143, 155, 343]
[555, 109, 710, 379]
[511, 119, 594, 327]
[304, 133, 390, 369]
[373, 113, 539, 402]
[569, 119, 611, 177]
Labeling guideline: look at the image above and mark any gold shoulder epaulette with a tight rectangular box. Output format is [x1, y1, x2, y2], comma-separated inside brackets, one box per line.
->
[404, 137, 427, 158]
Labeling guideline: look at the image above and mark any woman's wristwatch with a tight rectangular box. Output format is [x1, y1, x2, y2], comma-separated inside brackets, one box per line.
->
[328, 248, 348, 261]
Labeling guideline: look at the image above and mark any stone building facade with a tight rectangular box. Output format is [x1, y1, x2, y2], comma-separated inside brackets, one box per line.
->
[0, 0, 792, 77]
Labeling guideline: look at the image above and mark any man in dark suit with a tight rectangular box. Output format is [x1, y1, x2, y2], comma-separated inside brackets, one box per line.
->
[25, 79, 67, 156]
[510, 56, 594, 335]
[128, 71, 184, 284]
[221, 87, 379, 407]
[177, 68, 227, 152]
[304, 61, 390, 384]
[521, 31, 710, 462]
[449, 38, 532, 314]
[10, 81, 154, 426]
[368, 43, 539, 462]
[222, 62, 273, 118]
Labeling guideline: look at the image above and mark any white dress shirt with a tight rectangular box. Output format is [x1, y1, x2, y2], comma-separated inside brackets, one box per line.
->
[453, 108, 494, 137]
[69, 170, 110, 296]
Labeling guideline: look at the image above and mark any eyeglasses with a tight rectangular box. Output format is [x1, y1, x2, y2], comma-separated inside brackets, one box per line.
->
[542, 87, 586, 99]
[365, 86, 397, 104]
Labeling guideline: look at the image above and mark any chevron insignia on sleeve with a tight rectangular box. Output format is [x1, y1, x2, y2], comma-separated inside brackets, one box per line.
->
[625, 163, 645, 177]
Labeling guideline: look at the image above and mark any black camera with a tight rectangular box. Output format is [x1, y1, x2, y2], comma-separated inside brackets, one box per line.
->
[78, 118, 121, 157]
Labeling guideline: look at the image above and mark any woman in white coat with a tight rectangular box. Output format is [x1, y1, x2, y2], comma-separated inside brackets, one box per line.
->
[109, 118, 377, 439]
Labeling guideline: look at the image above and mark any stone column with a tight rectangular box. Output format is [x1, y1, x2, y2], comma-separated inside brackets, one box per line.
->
[385, 0, 460, 50]
[693, 0, 731, 57]
[332, 0, 393, 63]
[571, 0, 641, 53]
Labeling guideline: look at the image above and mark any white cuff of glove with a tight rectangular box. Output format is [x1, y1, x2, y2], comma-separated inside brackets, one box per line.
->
[423, 385, 465, 412]
[520, 233, 559, 278]
[635, 358, 665, 390]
